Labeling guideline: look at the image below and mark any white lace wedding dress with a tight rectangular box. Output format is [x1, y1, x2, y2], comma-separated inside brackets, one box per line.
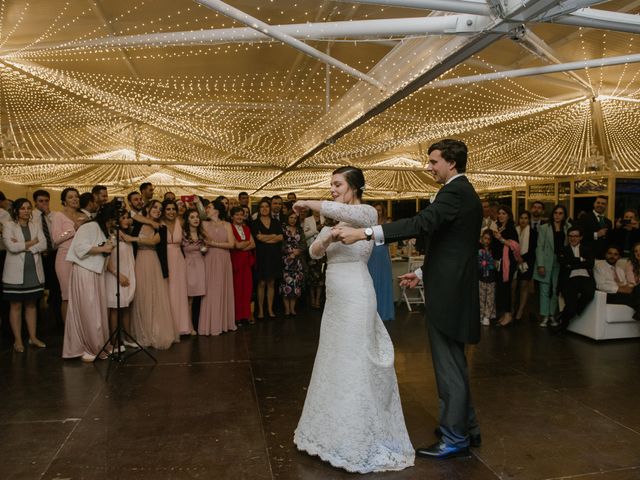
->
[294, 201, 415, 473]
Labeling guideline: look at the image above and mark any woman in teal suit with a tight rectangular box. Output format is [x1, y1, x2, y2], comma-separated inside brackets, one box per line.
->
[533, 204, 571, 327]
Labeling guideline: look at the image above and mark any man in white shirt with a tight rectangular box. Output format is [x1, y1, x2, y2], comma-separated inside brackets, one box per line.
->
[91, 185, 109, 209]
[594, 245, 639, 318]
[32, 189, 62, 322]
[140, 182, 155, 207]
[79, 192, 98, 220]
[479, 199, 495, 235]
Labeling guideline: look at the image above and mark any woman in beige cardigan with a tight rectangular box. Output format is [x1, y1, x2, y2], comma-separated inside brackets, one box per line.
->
[2, 198, 46, 352]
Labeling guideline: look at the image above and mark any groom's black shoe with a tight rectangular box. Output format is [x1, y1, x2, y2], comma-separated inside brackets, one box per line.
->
[416, 441, 470, 459]
[434, 427, 482, 448]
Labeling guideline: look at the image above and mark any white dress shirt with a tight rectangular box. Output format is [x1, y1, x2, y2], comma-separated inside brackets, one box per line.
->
[594, 259, 627, 293]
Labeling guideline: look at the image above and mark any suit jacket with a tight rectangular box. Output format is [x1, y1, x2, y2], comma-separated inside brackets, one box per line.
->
[557, 244, 595, 294]
[381, 176, 482, 344]
[579, 211, 612, 259]
[533, 222, 570, 283]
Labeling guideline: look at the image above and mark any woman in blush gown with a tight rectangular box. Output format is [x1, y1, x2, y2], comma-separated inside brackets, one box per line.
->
[162, 199, 192, 336]
[229, 206, 255, 324]
[105, 207, 136, 347]
[182, 208, 207, 331]
[199, 199, 236, 336]
[291, 167, 414, 474]
[51, 187, 87, 322]
[126, 200, 178, 350]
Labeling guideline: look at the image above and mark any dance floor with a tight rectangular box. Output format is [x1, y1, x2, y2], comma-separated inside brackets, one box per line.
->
[1, 306, 640, 480]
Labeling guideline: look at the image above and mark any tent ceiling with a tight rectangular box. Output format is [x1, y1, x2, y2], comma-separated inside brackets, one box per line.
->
[0, 0, 638, 198]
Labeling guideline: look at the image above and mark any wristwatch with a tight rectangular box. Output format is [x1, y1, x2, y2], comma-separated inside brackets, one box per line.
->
[364, 227, 374, 241]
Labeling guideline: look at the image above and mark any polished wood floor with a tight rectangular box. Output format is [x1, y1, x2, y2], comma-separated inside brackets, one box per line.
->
[1, 304, 640, 480]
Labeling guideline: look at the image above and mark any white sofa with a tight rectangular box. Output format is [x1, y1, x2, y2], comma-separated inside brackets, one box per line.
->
[567, 290, 639, 340]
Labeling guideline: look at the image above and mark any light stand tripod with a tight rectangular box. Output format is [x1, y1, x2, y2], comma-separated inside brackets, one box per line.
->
[99, 215, 156, 364]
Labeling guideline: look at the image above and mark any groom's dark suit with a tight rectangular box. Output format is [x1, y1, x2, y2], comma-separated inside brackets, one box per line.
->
[381, 175, 482, 448]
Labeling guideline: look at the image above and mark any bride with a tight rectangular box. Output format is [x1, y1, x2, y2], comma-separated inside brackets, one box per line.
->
[292, 167, 414, 473]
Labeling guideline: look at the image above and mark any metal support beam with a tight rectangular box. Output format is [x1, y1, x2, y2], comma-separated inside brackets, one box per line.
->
[32, 16, 488, 53]
[193, 0, 386, 90]
[515, 28, 593, 94]
[427, 53, 640, 89]
[553, 8, 640, 34]
[334, 0, 491, 15]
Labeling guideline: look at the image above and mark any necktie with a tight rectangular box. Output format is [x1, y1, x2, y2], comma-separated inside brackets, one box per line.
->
[612, 265, 621, 284]
[598, 215, 604, 226]
[41, 211, 53, 251]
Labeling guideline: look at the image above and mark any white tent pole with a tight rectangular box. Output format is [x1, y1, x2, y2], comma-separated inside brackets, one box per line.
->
[333, 0, 491, 15]
[428, 53, 640, 88]
[39, 16, 476, 52]
[192, 0, 386, 90]
[553, 9, 640, 34]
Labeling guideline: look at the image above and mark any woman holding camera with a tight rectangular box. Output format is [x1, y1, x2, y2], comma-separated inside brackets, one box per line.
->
[2, 198, 46, 352]
[63, 205, 114, 362]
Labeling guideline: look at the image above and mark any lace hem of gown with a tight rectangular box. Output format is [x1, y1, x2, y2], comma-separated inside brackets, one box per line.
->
[293, 431, 414, 474]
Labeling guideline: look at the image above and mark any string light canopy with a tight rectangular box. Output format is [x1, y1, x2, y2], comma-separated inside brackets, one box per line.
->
[0, 0, 638, 199]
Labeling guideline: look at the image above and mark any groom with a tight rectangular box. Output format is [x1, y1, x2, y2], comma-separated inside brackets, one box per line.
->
[335, 139, 482, 459]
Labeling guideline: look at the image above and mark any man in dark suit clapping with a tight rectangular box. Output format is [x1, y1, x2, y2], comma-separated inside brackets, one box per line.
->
[336, 139, 482, 459]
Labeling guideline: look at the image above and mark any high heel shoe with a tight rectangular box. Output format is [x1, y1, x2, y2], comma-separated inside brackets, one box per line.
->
[28, 338, 46, 348]
[13, 344, 25, 353]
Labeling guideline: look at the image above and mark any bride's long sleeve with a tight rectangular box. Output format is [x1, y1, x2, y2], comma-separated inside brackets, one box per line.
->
[309, 226, 333, 259]
[319, 201, 377, 228]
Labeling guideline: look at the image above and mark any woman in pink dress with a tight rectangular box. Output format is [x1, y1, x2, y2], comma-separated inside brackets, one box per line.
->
[162, 199, 193, 336]
[199, 199, 236, 336]
[126, 200, 178, 349]
[51, 187, 88, 322]
[229, 206, 255, 324]
[63, 207, 114, 362]
[182, 209, 207, 330]
[105, 208, 136, 347]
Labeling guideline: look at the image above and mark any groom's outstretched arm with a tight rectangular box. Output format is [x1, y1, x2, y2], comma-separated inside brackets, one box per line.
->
[336, 188, 459, 245]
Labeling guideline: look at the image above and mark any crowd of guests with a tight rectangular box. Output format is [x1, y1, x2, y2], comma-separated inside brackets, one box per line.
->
[477, 196, 640, 332]
[2, 185, 639, 358]
[0, 185, 327, 360]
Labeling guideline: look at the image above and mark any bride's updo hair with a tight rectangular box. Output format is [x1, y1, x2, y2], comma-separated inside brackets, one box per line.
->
[332, 166, 365, 199]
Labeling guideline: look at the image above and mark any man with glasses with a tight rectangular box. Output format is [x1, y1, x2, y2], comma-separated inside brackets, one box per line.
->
[552, 227, 596, 333]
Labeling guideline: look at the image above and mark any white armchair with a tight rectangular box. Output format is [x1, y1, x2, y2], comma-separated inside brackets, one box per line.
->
[567, 290, 639, 340]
